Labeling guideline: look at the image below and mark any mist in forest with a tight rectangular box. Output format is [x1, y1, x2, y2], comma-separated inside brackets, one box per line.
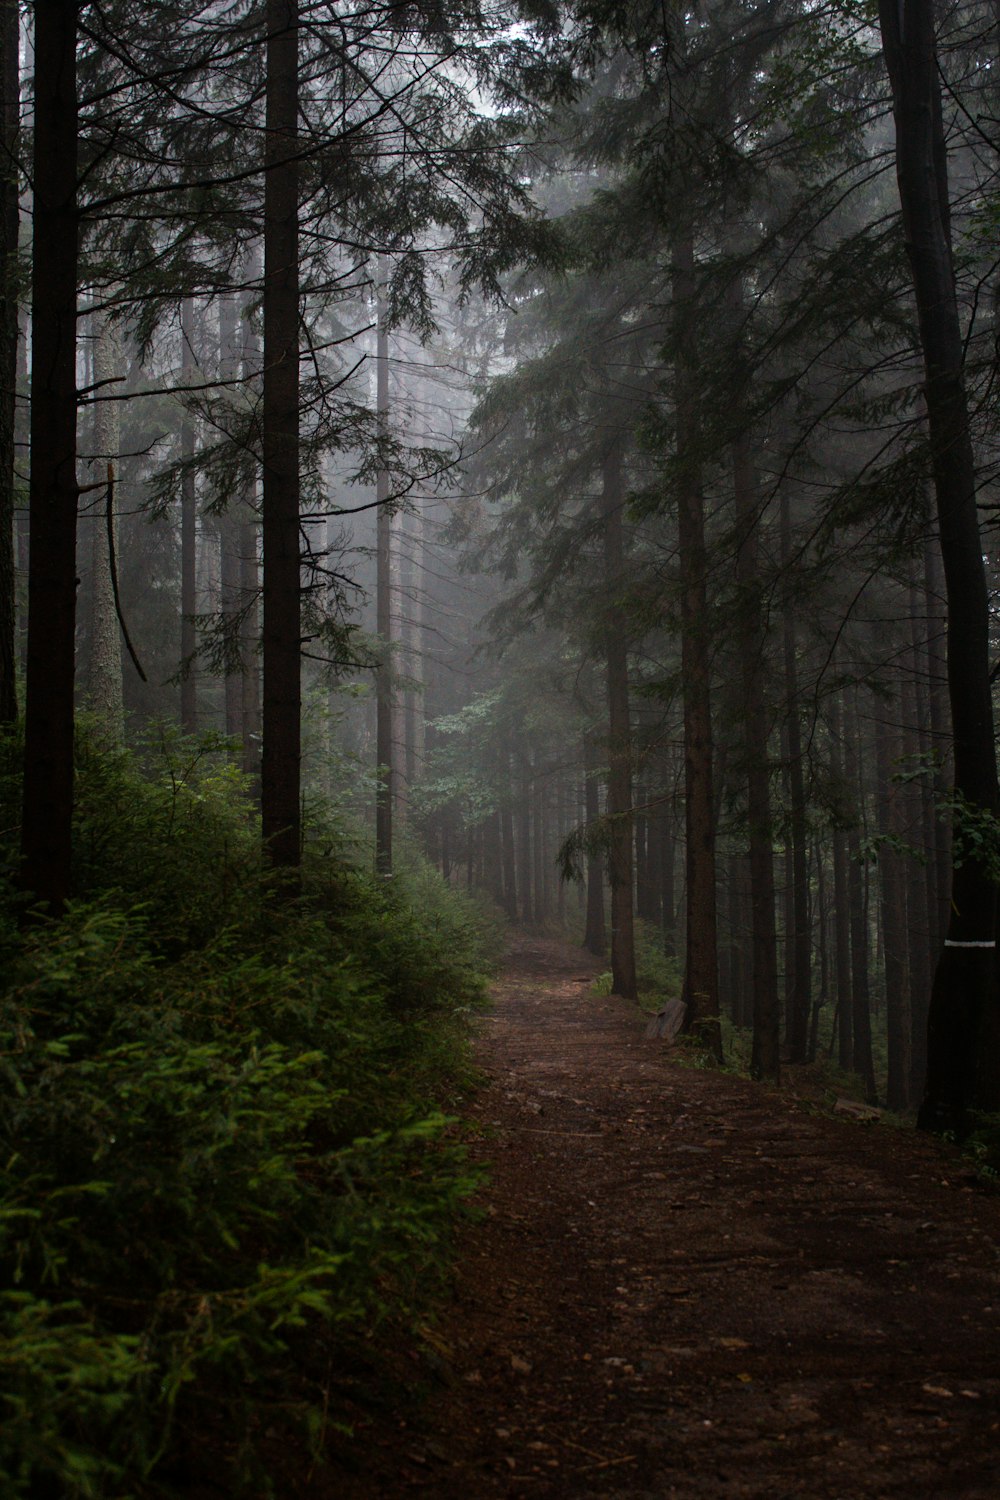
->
[25, 0, 987, 1122]
[5, 2, 1000, 1491]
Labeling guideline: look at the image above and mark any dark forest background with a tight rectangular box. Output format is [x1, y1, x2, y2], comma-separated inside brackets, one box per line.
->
[4, 0, 1000, 1491]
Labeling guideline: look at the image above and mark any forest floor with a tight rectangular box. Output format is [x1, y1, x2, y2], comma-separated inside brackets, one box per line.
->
[334, 934, 1000, 1499]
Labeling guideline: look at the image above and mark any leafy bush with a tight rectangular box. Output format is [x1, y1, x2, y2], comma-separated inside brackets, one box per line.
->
[0, 731, 490, 1495]
[0, 1295, 146, 1497]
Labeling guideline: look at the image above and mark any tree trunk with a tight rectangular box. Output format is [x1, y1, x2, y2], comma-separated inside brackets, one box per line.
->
[636, 784, 656, 922]
[219, 292, 242, 747]
[501, 756, 518, 921]
[180, 298, 198, 733]
[644, 789, 663, 930]
[811, 835, 828, 1064]
[0, 0, 18, 723]
[261, 0, 301, 871]
[830, 690, 854, 1073]
[518, 753, 532, 924]
[672, 235, 720, 1054]
[532, 762, 546, 926]
[240, 275, 262, 793]
[601, 437, 637, 999]
[374, 260, 392, 875]
[484, 809, 503, 907]
[880, 0, 1000, 1130]
[556, 784, 567, 927]
[845, 688, 879, 1104]
[923, 537, 951, 946]
[583, 730, 606, 956]
[21, 3, 78, 909]
[660, 787, 676, 958]
[734, 434, 780, 1080]
[875, 701, 912, 1110]
[780, 491, 811, 1063]
[903, 568, 932, 1102]
[88, 313, 124, 741]
[15, 310, 27, 679]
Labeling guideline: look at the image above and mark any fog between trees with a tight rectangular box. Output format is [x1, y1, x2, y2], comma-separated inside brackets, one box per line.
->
[8, 0, 1000, 1133]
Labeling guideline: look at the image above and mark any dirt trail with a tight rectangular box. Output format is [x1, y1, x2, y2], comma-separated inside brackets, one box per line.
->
[348, 936, 1000, 1498]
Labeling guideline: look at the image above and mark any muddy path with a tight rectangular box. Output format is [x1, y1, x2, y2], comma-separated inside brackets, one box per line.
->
[345, 936, 1000, 1498]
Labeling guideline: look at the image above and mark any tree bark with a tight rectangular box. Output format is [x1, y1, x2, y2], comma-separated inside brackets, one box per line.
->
[15, 309, 27, 678]
[0, 0, 18, 723]
[219, 291, 242, 747]
[879, 0, 1000, 1130]
[240, 274, 262, 793]
[845, 688, 879, 1104]
[374, 260, 392, 875]
[780, 490, 811, 1063]
[500, 744, 518, 921]
[601, 437, 637, 999]
[903, 568, 932, 1102]
[660, 784, 676, 958]
[583, 730, 606, 956]
[88, 313, 124, 741]
[532, 761, 546, 925]
[21, 3, 78, 909]
[875, 701, 912, 1110]
[672, 234, 721, 1054]
[830, 689, 854, 1073]
[733, 435, 780, 1080]
[923, 537, 951, 946]
[261, 0, 301, 870]
[180, 298, 198, 733]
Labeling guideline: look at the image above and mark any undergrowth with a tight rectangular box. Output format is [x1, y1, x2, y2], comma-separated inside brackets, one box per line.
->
[0, 725, 495, 1496]
[590, 919, 682, 1011]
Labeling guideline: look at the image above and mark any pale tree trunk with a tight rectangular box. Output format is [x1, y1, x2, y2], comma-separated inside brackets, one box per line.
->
[240, 270, 262, 792]
[601, 437, 637, 999]
[518, 752, 532, 923]
[15, 309, 27, 678]
[261, 0, 301, 870]
[401, 510, 416, 795]
[88, 313, 124, 741]
[219, 291, 242, 747]
[672, 233, 721, 1055]
[0, 0, 18, 723]
[734, 434, 780, 1081]
[410, 508, 426, 783]
[180, 297, 198, 733]
[390, 489, 405, 831]
[582, 732, 606, 956]
[501, 741, 517, 921]
[403, 372, 428, 792]
[532, 758, 546, 925]
[374, 262, 393, 874]
[880, 0, 1000, 1130]
[780, 490, 811, 1062]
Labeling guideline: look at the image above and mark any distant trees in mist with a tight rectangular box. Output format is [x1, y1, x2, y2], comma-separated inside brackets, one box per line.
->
[8, 0, 1000, 1132]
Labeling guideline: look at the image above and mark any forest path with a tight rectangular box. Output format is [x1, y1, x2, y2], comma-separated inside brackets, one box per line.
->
[349, 935, 1000, 1499]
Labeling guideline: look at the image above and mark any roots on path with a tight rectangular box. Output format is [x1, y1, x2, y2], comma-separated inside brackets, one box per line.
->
[344, 936, 1000, 1499]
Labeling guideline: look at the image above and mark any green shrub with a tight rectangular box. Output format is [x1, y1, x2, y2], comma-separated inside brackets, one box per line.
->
[0, 1294, 147, 1498]
[590, 921, 682, 1012]
[0, 734, 491, 1495]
